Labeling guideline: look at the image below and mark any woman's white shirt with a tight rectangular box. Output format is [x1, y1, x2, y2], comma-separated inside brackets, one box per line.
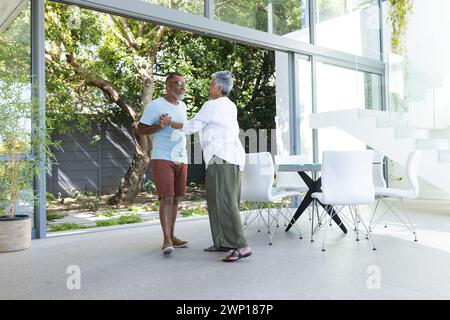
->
[183, 97, 245, 170]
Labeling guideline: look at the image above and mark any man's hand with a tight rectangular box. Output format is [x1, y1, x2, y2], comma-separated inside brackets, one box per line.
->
[159, 113, 172, 127]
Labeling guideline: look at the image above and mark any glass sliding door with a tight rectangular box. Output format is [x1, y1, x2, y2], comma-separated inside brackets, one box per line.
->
[137, 0, 204, 15]
[315, 61, 382, 160]
[0, 1, 34, 226]
[296, 55, 313, 160]
[215, 0, 310, 42]
[316, 0, 381, 60]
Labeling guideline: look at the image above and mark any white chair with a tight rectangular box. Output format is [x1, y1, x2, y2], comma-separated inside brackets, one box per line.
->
[274, 154, 310, 223]
[241, 152, 303, 244]
[274, 154, 309, 193]
[311, 150, 376, 251]
[372, 151, 387, 189]
[369, 151, 421, 242]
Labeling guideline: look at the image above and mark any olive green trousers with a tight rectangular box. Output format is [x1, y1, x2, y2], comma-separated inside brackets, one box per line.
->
[205, 156, 248, 249]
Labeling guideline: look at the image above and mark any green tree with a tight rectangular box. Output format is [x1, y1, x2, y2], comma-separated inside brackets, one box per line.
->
[44, 2, 276, 204]
[45, 2, 170, 204]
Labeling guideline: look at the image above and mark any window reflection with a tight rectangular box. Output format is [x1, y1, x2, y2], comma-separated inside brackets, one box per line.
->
[138, 0, 204, 15]
[315, 62, 382, 160]
[0, 1, 33, 220]
[316, 0, 381, 59]
[215, 0, 268, 32]
[215, 0, 310, 43]
[297, 56, 313, 160]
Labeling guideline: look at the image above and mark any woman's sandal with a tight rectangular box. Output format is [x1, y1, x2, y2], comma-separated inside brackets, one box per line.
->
[203, 245, 230, 252]
[222, 249, 252, 262]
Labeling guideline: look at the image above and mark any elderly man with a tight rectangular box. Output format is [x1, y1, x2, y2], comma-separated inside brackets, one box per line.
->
[170, 71, 252, 262]
[137, 72, 189, 254]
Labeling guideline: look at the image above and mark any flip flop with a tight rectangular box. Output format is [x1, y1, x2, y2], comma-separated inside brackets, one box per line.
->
[203, 245, 230, 252]
[222, 249, 252, 262]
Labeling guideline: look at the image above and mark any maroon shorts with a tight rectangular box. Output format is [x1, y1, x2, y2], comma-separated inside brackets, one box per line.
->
[151, 160, 187, 199]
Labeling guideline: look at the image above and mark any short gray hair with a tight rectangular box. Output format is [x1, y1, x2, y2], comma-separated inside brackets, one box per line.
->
[211, 71, 233, 96]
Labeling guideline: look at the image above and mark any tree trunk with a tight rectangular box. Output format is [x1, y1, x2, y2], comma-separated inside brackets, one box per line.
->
[109, 124, 152, 205]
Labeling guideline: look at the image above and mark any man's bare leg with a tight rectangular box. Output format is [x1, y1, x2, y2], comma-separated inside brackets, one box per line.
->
[170, 196, 179, 239]
[170, 196, 189, 247]
[159, 196, 174, 252]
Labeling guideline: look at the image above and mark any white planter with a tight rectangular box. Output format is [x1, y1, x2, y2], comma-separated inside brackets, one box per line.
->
[0, 215, 31, 253]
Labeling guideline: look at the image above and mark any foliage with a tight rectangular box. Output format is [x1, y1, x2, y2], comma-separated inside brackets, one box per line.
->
[388, 0, 414, 54]
[0, 3, 30, 82]
[95, 214, 142, 227]
[44, 2, 276, 137]
[144, 200, 160, 211]
[87, 195, 102, 212]
[145, 0, 204, 15]
[0, 79, 39, 218]
[46, 192, 57, 202]
[144, 179, 156, 194]
[181, 206, 208, 217]
[46, 213, 66, 221]
[98, 210, 116, 217]
[48, 222, 91, 232]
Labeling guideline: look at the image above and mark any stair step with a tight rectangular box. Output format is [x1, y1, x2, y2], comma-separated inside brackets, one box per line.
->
[439, 150, 450, 163]
[430, 129, 450, 139]
[359, 109, 404, 120]
[395, 128, 430, 139]
[376, 118, 408, 128]
[416, 139, 449, 150]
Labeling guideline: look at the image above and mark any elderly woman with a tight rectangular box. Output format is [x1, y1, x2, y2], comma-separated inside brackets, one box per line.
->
[169, 71, 251, 262]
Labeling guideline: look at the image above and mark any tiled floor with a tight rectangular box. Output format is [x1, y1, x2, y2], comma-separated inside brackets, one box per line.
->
[1, 204, 450, 300]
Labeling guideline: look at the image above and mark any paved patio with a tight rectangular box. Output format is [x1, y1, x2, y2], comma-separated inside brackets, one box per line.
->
[1, 203, 450, 300]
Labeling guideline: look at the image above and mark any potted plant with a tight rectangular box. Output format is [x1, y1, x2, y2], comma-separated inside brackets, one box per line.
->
[0, 78, 40, 252]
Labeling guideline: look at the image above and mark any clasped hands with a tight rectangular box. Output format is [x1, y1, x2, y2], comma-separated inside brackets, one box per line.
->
[159, 113, 172, 128]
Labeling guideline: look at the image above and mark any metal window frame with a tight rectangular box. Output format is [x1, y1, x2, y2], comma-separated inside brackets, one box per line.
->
[31, 0, 46, 239]
[28, 0, 387, 238]
[54, 0, 385, 74]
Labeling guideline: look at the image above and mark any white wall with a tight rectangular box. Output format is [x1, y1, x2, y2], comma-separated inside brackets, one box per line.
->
[402, 0, 450, 129]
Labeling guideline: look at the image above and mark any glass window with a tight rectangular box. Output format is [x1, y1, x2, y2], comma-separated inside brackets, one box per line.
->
[297, 56, 313, 160]
[316, 0, 381, 60]
[0, 1, 34, 220]
[215, 0, 310, 42]
[315, 62, 382, 160]
[215, 0, 268, 32]
[138, 0, 204, 15]
[273, 0, 309, 42]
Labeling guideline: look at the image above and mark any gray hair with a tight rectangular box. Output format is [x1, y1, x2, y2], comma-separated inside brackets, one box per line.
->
[211, 71, 233, 96]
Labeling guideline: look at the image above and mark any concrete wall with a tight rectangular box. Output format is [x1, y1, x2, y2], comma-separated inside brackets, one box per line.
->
[47, 124, 205, 197]
[47, 124, 277, 197]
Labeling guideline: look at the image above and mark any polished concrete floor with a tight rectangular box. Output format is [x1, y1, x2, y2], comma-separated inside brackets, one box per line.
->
[1, 204, 450, 300]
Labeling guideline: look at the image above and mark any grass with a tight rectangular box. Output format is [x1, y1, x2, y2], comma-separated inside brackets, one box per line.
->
[181, 206, 208, 217]
[46, 213, 66, 221]
[95, 214, 142, 227]
[188, 194, 203, 202]
[240, 200, 288, 211]
[48, 222, 91, 232]
[46, 192, 57, 202]
[98, 210, 116, 217]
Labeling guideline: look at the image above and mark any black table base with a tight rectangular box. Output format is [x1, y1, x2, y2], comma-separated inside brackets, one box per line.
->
[285, 171, 348, 233]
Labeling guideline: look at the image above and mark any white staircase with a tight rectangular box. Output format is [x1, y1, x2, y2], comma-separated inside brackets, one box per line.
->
[310, 109, 450, 196]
